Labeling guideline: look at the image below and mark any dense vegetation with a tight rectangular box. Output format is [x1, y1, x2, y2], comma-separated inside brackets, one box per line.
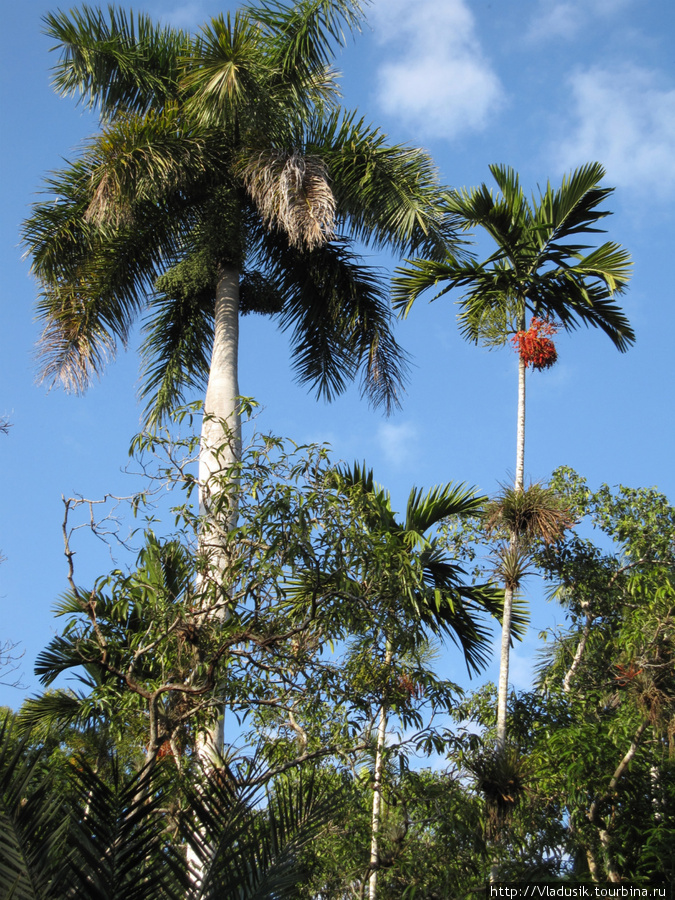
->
[6, 0, 672, 896]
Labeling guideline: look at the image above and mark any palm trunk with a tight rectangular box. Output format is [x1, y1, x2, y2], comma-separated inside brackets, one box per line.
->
[199, 266, 242, 530]
[368, 640, 393, 900]
[495, 583, 513, 753]
[495, 352, 526, 750]
[514, 354, 526, 493]
[196, 266, 241, 761]
[189, 268, 243, 886]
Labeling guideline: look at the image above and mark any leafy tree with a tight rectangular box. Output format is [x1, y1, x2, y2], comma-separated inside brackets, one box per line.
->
[393, 163, 634, 749]
[511, 470, 675, 883]
[21, 0, 454, 522]
[327, 465, 507, 898]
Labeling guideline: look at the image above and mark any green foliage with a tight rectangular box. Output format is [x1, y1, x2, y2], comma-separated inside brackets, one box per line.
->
[0, 713, 342, 900]
[393, 161, 634, 352]
[23, 0, 456, 422]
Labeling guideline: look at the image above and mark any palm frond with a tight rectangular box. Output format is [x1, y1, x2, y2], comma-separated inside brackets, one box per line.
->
[257, 230, 409, 412]
[0, 719, 70, 899]
[396, 162, 634, 355]
[67, 759, 185, 900]
[307, 111, 457, 257]
[185, 766, 337, 898]
[140, 256, 216, 427]
[404, 482, 485, 535]
[44, 6, 188, 121]
[239, 149, 336, 249]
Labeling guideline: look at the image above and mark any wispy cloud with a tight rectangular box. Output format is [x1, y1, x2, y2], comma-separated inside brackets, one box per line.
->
[376, 421, 419, 469]
[368, 0, 504, 140]
[552, 64, 675, 198]
[528, 0, 633, 41]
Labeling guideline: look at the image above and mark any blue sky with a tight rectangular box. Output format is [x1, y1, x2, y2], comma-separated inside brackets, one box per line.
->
[1, 0, 674, 709]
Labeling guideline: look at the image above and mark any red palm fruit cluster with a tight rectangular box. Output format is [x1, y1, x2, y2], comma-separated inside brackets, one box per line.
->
[511, 317, 558, 370]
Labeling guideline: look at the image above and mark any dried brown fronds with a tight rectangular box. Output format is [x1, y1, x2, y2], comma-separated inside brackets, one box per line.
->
[85, 170, 134, 227]
[240, 149, 335, 249]
[36, 289, 117, 393]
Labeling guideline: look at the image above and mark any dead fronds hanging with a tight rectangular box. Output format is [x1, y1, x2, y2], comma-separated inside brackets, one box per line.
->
[240, 149, 335, 249]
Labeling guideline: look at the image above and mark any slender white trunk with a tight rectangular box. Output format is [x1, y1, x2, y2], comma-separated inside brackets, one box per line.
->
[495, 584, 513, 753]
[563, 602, 592, 693]
[496, 354, 526, 751]
[368, 641, 393, 900]
[514, 354, 526, 493]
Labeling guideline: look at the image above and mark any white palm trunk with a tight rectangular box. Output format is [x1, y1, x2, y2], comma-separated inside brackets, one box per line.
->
[514, 354, 526, 494]
[495, 583, 514, 753]
[189, 267, 243, 883]
[368, 640, 392, 900]
[196, 266, 241, 761]
[495, 354, 526, 751]
[199, 266, 242, 530]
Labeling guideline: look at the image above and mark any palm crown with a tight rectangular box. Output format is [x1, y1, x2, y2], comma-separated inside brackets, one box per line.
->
[393, 162, 634, 349]
[23, 1, 454, 427]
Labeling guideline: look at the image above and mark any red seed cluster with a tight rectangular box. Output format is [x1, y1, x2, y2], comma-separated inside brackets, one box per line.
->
[511, 317, 558, 370]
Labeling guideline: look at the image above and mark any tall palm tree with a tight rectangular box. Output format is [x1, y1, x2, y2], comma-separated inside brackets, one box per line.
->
[22, 0, 453, 527]
[392, 162, 634, 749]
[333, 464, 514, 898]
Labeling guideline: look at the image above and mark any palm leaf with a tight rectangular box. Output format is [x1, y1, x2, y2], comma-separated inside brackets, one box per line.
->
[140, 263, 215, 427]
[66, 759, 185, 900]
[0, 719, 70, 899]
[257, 230, 410, 412]
[185, 766, 337, 899]
[404, 482, 485, 536]
[306, 111, 457, 257]
[44, 6, 187, 121]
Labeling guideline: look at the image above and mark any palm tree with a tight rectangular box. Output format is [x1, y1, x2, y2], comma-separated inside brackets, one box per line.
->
[0, 714, 336, 899]
[22, 1, 453, 528]
[392, 162, 634, 750]
[333, 465, 514, 898]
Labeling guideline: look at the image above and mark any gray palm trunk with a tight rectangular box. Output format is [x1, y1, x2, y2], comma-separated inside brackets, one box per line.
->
[199, 266, 242, 529]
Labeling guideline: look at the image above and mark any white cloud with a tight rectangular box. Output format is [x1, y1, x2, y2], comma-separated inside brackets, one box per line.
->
[368, 0, 504, 140]
[376, 421, 419, 469]
[552, 64, 675, 197]
[528, 0, 633, 41]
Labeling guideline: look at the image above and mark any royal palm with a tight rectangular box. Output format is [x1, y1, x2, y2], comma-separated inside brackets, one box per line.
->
[393, 162, 634, 748]
[22, 0, 452, 521]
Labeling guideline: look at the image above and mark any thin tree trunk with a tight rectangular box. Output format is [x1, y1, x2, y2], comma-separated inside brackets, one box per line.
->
[587, 718, 648, 882]
[496, 353, 526, 750]
[563, 601, 592, 693]
[368, 641, 393, 900]
[514, 354, 526, 493]
[495, 583, 513, 753]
